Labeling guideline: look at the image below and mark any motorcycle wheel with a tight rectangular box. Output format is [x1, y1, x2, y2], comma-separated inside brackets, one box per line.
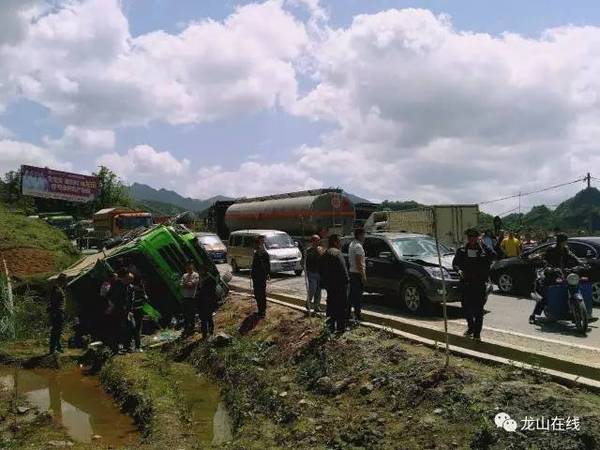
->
[573, 302, 588, 336]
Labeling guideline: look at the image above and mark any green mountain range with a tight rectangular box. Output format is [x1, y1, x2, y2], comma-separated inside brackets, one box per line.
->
[481, 187, 600, 232]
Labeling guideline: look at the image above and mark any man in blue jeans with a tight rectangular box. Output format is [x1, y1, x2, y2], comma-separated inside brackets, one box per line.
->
[304, 235, 324, 315]
[348, 228, 366, 322]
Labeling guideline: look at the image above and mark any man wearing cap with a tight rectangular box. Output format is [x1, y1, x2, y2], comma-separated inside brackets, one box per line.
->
[251, 235, 270, 318]
[48, 273, 67, 354]
[452, 229, 493, 341]
[304, 235, 324, 315]
[529, 233, 582, 323]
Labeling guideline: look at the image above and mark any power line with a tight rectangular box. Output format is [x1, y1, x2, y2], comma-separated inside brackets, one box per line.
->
[480, 177, 586, 206]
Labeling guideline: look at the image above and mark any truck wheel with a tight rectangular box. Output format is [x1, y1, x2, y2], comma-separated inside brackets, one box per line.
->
[231, 259, 240, 273]
[294, 269, 303, 277]
[400, 279, 430, 314]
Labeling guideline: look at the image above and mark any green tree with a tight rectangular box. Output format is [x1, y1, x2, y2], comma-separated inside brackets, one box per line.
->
[88, 166, 132, 214]
[0, 170, 35, 214]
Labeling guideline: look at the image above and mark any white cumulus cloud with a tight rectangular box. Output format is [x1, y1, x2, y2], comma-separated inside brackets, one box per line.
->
[96, 145, 190, 183]
[44, 125, 115, 153]
[188, 161, 322, 198]
[0, 0, 307, 127]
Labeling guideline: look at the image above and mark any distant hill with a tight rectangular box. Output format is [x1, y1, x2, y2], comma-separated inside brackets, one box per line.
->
[132, 199, 187, 216]
[128, 183, 230, 213]
[481, 187, 600, 232]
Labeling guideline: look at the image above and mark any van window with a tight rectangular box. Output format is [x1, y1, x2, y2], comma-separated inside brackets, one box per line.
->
[243, 235, 256, 248]
[265, 234, 294, 249]
[230, 234, 242, 246]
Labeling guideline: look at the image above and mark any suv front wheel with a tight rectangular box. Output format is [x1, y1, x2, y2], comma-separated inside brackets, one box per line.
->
[400, 279, 430, 314]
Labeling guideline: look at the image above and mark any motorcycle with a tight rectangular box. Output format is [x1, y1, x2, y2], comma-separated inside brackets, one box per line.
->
[532, 266, 593, 335]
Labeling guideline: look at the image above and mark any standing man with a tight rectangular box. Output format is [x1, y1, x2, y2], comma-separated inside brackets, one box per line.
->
[197, 265, 217, 339]
[305, 235, 324, 315]
[501, 230, 522, 258]
[131, 275, 147, 352]
[48, 273, 67, 354]
[348, 228, 366, 322]
[251, 235, 270, 318]
[180, 261, 200, 337]
[107, 268, 133, 353]
[319, 234, 349, 334]
[452, 229, 492, 341]
[481, 230, 497, 258]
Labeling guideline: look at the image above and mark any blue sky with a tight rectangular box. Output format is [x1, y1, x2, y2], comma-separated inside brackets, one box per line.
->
[0, 0, 598, 213]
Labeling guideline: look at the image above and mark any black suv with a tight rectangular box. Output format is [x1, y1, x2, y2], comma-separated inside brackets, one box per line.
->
[341, 232, 461, 313]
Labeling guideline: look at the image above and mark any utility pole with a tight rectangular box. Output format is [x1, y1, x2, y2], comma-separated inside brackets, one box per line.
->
[586, 172, 591, 189]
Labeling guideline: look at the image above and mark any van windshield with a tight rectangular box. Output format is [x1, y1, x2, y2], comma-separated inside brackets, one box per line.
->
[265, 234, 294, 249]
[198, 235, 222, 246]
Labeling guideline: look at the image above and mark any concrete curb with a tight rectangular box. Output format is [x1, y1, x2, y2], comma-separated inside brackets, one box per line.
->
[230, 283, 600, 390]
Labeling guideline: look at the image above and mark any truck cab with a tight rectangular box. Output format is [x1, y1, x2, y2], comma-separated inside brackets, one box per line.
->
[93, 207, 153, 244]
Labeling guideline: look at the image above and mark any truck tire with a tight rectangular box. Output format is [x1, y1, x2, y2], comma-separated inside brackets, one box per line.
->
[294, 269, 303, 277]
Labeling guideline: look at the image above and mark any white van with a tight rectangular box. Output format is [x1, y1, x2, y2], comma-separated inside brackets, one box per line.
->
[227, 229, 303, 276]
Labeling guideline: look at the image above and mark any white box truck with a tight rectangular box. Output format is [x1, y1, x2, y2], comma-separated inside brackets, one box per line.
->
[364, 205, 479, 248]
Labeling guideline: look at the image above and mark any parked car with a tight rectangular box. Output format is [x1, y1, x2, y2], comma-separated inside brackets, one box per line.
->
[196, 232, 228, 263]
[490, 237, 600, 304]
[341, 232, 461, 314]
[227, 229, 303, 276]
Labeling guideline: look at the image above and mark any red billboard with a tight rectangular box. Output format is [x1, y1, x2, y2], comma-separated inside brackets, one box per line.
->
[21, 165, 98, 203]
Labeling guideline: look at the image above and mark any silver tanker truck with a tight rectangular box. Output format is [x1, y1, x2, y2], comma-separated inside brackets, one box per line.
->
[223, 189, 356, 252]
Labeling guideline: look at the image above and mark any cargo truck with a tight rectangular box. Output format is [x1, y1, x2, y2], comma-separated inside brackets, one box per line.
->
[79, 207, 153, 248]
[364, 205, 479, 248]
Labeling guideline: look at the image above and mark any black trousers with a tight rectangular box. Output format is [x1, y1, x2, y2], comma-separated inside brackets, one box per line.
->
[198, 303, 215, 338]
[253, 277, 267, 315]
[461, 282, 486, 337]
[349, 273, 364, 320]
[49, 312, 64, 353]
[182, 297, 197, 336]
[326, 286, 348, 332]
[133, 308, 144, 349]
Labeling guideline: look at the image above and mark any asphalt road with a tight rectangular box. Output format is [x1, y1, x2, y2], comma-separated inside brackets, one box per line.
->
[217, 264, 600, 353]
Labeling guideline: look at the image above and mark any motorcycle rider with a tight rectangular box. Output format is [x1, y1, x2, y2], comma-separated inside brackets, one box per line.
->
[529, 233, 582, 324]
[453, 228, 493, 341]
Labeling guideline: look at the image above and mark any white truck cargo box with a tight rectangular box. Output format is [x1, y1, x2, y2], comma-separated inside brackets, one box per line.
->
[364, 205, 479, 248]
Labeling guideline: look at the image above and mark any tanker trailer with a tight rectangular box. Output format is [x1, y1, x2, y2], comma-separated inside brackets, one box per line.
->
[224, 189, 355, 247]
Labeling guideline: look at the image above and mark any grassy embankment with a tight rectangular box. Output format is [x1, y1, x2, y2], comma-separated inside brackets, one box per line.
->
[0, 202, 80, 353]
[165, 294, 600, 450]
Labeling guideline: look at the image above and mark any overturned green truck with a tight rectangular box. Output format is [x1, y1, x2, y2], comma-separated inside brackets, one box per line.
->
[57, 223, 230, 338]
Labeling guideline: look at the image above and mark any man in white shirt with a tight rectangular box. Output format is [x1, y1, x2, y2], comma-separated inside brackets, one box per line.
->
[348, 228, 366, 321]
[180, 261, 200, 336]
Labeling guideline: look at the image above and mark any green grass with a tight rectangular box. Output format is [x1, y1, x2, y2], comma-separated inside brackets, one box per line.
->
[0, 202, 79, 272]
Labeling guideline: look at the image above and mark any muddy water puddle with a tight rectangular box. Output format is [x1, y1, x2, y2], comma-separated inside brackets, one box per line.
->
[0, 366, 139, 446]
[172, 364, 233, 445]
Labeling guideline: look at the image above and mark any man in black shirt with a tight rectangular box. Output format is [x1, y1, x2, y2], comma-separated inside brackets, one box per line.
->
[305, 235, 324, 315]
[453, 229, 492, 341]
[48, 273, 67, 354]
[107, 268, 134, 353]
[529, 233, 582, 323]
[319, 234, 349, 334]
[251, 235, 270, 318]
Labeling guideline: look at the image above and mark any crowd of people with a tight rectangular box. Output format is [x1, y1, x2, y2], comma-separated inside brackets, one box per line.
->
[46, 224, 583, 353]
[47, 258, 218, 355]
